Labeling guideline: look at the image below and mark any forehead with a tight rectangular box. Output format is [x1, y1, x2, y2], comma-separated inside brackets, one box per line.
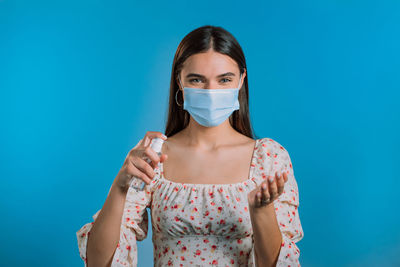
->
[181, 50, 239, 76]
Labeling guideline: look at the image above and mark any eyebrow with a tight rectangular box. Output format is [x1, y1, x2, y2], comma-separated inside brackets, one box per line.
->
[185, 72, 236, 79]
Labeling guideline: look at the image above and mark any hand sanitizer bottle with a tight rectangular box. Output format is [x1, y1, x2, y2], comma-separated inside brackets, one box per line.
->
[130, 137, 165, 191]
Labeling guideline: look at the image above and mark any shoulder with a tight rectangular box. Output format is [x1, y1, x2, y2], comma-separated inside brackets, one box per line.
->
[255, 137, 294, 178]
[257, 137, 290, 156]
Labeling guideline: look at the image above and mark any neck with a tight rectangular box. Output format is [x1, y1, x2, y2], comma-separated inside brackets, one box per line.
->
[181, 117, 238, 149]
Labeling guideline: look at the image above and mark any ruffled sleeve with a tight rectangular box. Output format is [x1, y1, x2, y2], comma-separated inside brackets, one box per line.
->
[76, 182, 154, 267]
[249, 138, 304, 267]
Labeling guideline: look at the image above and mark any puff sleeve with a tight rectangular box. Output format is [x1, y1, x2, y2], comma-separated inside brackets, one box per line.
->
[76, 183, 153, 267]
[248, 138, 304, 267]
[270, 140, 304, 266]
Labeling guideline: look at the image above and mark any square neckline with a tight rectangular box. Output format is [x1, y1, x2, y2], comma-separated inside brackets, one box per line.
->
[158, 138, 260, 187]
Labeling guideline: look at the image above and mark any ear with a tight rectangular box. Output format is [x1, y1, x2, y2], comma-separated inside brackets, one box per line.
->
[239, 68, 247, 90]
[176, 75, 181, 90]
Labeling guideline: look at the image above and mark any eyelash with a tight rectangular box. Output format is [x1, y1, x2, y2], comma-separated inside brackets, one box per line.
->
[189, 78, 232, 83]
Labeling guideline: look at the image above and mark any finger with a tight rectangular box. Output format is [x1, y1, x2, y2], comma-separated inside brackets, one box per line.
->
[276, 172, 285, 195]
[126, 161, 152, 185]
[282, 171, 288, 182]
[143, 146, 161, 169]
[256, 191, 262, 207]
[268, 172, 278, 201]
[142, 131, 168, 147]
[160, 153, 168, 163]
[261, 181, 270, 204]
[130, 156, 156, 181]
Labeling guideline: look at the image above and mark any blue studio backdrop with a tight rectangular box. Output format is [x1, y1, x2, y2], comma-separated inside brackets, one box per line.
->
[1, 0, 399, 266]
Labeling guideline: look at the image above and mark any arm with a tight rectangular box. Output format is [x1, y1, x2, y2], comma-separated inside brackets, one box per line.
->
[76, 179, 152, 267]
[249, 202, 283, 267]
[86, 182, 128, 267]
[249, 140, 304, 267]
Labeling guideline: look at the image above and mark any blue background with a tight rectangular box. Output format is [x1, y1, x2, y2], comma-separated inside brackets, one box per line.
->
[1, 0, 399, 266]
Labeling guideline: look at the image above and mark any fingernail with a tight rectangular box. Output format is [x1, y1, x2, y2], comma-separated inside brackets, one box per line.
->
[269, 177, 274, 183]
[262, 184, 267, 189]
[162, 134, 167, 139]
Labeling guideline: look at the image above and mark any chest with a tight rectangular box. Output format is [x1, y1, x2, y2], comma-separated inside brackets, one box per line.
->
[160, 140, 257, 184]
[150, 183, 254, 239]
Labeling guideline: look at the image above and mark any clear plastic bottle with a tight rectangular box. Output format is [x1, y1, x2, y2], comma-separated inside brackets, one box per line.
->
[130, 137, 165, 191]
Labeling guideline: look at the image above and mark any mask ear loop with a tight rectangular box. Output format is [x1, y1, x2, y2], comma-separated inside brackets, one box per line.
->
[176, 76, 184, 107]
[237, 73, 242, 90]
[178, 76, 184, 91]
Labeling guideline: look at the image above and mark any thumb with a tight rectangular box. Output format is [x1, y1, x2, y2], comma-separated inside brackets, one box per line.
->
[160, 154, 168, 162]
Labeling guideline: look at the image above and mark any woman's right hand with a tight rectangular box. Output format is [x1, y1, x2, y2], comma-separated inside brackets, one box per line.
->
[114, 131, 168, 192]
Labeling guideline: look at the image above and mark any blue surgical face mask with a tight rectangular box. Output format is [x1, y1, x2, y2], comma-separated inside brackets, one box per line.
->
[178, 74, 242, 127]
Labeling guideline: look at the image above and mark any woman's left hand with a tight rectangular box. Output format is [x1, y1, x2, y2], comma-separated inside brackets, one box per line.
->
[247, 171, 288, 209]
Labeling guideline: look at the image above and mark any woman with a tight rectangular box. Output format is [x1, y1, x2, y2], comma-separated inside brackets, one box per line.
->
[77, 25, 304, 267]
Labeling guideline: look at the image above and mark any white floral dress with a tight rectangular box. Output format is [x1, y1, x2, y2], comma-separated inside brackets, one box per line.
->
[76, 137, 304, 266]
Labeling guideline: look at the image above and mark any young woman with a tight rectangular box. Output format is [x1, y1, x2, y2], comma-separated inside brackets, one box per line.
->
[77, 25, 304, 267]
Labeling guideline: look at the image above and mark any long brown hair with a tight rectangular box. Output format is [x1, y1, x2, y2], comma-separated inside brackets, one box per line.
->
[164, 25, 258, 140]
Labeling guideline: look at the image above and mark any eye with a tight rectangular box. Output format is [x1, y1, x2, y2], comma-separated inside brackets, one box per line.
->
[220, 78, 232, 83]
[189, 78, 202, 83]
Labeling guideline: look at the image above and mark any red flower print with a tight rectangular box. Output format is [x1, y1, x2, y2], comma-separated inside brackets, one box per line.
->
[73, 137, 304, 266]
